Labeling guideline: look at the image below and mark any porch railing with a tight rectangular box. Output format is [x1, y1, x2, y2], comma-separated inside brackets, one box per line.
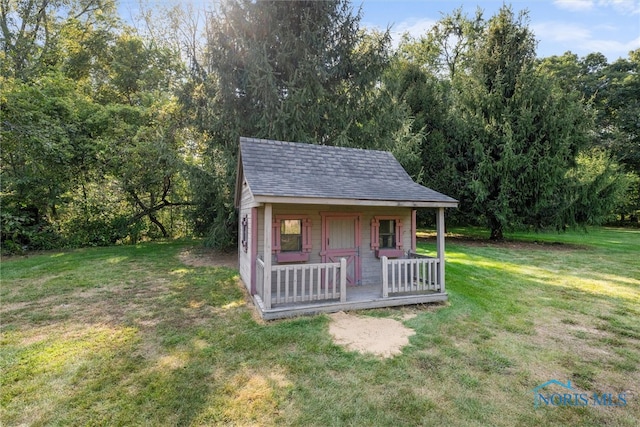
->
[256, 257, 347, 309]
[381, 253, 441, 297]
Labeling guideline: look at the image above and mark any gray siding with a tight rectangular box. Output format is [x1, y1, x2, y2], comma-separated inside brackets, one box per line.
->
[238, 180, 254, 291]
[251, 204, 413, 286]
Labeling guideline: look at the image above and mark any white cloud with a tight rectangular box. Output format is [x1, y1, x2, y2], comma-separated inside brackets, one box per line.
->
[533, 21, 640, 60]
[389, 17, 438, 46]
[598, 0, 640, 15]
[533, 21, 592, 43]
[594, 23, 619, 31]
[584, 35, 640, 58]
[553, 0, 595, 11]
[552, 0, 640, 16]
[393, 17, 438, 37]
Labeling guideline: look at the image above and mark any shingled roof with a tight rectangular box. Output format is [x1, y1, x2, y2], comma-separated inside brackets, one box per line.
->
[236, 137, 458, 208]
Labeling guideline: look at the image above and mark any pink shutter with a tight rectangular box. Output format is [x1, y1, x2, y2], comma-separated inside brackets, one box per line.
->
[241, 216, 248, 252]
[371, 218, 380, 250]
[302, 218, 312, 252]
[272, 220, 280, 253]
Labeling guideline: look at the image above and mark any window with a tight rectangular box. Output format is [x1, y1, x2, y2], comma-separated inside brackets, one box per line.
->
[241, 215, 249, 253]
[371, 216, 404, 258]
[280, 219, 302, 252]
[272, 215, 312, 262]
[378, 219, 396, 249]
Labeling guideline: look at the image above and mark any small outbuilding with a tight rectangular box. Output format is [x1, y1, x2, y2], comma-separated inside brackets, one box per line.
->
[235, 137, 458, 319]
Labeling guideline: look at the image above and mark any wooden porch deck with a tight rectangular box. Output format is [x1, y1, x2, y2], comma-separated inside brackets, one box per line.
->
[253, 284, 447, 320]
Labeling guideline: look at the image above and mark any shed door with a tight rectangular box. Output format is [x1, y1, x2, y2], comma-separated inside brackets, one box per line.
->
[321, 214, 361, 286]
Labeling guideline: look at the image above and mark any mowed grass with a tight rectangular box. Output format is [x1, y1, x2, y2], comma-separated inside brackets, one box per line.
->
[1, 228, 638, 426]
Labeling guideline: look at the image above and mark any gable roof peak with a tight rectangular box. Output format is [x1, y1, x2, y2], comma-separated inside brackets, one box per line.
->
[237, 137, 458, 207]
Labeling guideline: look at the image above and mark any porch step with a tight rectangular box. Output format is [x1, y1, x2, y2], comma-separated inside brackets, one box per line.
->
[254, 291, 448, 320]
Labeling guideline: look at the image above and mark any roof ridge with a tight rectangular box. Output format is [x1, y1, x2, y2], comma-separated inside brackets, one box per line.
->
[239, 136, 394, 156]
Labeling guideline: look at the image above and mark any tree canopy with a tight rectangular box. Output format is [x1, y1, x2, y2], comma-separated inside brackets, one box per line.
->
[1, 0, 637, 252]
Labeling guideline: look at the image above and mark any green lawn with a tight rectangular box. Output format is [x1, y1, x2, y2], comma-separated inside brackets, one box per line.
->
[1, 228, 638, 426]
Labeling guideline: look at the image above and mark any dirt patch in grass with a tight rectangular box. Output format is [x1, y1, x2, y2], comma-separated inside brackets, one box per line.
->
[178, 247, 238, 269]
[328, 311, 415, 358]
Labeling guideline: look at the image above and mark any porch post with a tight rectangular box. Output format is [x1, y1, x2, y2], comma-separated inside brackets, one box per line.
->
[263, 203, 272, 309]
[436, 207, 446, 293]
[411, 209, 417, 252]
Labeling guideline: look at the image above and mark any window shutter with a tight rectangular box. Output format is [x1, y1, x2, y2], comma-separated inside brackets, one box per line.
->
[272, 220, 280, 253]
[302, 218, 312, 252]
[396, 219, 403, 250]
[371, 218, 380, 250]
[241, 216, 249, 253]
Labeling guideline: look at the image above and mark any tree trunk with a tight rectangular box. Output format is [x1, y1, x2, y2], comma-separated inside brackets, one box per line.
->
[148, 214, 168, 237]
[489, 218, 504, 241]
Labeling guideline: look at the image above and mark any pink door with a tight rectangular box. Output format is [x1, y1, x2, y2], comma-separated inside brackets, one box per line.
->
[321, 214, 361, 286]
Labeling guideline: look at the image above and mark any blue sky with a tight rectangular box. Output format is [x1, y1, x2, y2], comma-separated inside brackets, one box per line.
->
[359, 0, 640, 62]
[118, 0, 640, 62]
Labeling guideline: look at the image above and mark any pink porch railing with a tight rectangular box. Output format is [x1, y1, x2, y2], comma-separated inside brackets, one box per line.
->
[381, 253, 442, 297]
[256, 257, 347, 309]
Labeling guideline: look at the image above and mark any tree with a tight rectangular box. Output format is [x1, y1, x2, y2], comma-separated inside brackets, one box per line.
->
[197, 0, 391, 145]
[94, 32, 191, 239]
[1, 0, 192, 249]
[0, 0, 119, 79]
[539, 49, 640, 221]
[452, 6, 591, 239]
[178, 0, 403, 247]
[0, 71, 110, 248]
[597, 51, 640, 175]
[397, 7, 484, 79]
[562, 148, 633, 225]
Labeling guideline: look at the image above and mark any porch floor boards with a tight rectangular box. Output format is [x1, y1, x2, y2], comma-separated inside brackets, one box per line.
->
[257, 284, 446, 320]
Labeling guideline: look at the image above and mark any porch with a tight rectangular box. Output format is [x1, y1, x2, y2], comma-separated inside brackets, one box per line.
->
[254, 252, 447, 320]
[236, 138, 458, 319]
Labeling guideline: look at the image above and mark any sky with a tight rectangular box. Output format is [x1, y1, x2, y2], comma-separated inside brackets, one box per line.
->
[359, 0, 639, 62]
[117, 0, 640, 63]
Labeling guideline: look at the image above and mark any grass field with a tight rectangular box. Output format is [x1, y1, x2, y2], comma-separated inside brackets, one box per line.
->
[1, 228, 638, 426]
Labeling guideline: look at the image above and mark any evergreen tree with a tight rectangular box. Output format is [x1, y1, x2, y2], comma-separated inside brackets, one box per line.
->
[452, 6, 591, 239]
[181, 0, 404, 247]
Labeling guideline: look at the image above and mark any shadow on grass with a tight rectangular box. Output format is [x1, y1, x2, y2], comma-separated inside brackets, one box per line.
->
[442, 242, 639, 336]
[2, 233, 639, 427]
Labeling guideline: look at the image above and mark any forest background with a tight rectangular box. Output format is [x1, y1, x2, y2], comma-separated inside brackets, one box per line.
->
[1, 0, 638, 252]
